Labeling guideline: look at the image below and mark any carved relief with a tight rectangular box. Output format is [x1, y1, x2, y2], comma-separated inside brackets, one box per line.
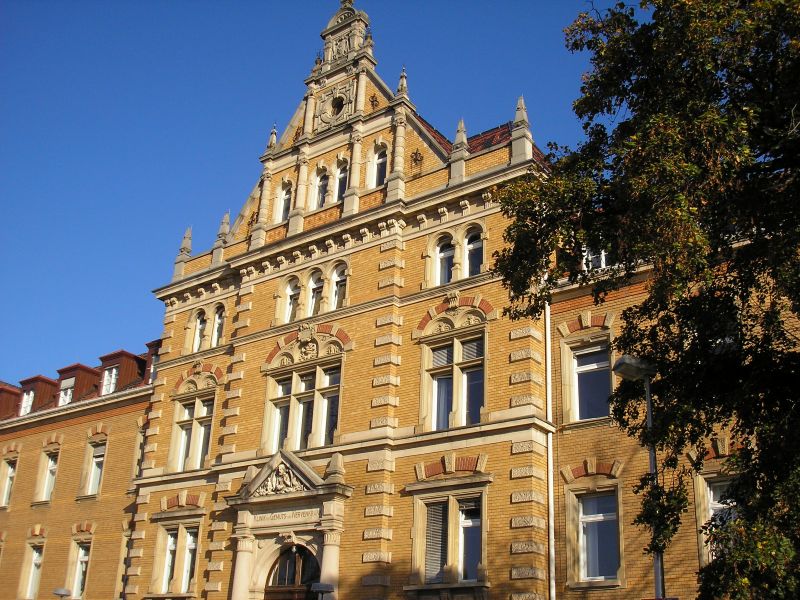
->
[253, 463, 307, 497]
[263, 325, 353, 371]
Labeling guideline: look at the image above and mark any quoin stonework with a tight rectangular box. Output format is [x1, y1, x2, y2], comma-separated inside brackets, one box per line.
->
[0, 2, 724, 599]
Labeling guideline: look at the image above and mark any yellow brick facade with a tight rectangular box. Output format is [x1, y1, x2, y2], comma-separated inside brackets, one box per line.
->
[0, 3, 713, 600]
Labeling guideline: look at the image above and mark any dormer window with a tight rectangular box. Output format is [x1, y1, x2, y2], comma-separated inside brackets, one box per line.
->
[101, 366, 119, 396]
[58, 377, 75, 406]
[20, 390, 34, 416]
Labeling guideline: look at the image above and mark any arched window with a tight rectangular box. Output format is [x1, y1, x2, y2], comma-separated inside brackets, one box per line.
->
[315, 173, 329, 210]
[285, 279, 300, 323]
[308, 271, 323, 317]
[465, 231, 483, 277]
[336, 162, 348, 202]
[267, 545, 320, 589]
[331, 264, 347, 310]
[436, 239, 455, 285]
[375, 148, 388, 186]
[192, 311, 206, 352]
[211, 306, 225, 347]
[279, 185, 292, 221]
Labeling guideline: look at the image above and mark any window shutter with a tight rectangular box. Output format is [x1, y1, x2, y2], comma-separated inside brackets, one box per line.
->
[425, 501, 448, 583]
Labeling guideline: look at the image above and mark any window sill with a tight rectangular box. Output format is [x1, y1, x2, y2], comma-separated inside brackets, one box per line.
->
[75, 493, 98, 502]
[561, 416, 613, 432]
[30, 499, 51, 507]
[568, 578, 623, 590]
[144, 594, 197, 599]
[404, 581, 491, 592]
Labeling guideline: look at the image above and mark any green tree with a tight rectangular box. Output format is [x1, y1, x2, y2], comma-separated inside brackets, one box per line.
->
[494, 1, 800, 597]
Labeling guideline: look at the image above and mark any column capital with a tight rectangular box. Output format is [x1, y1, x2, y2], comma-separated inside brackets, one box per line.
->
[323, 530, 342, 546]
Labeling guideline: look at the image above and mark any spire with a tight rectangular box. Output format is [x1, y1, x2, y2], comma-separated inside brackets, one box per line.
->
[216, 212, 230, 240]
[396, 66, 408, 97]
[179, 227, 192, 256]
[453, 118, 468, 150]
[268, 124, 277, 149]
[514, 95, 529, 127]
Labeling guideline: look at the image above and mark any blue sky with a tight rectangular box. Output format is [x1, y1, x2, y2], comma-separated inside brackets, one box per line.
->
[0, 0, 599, 384]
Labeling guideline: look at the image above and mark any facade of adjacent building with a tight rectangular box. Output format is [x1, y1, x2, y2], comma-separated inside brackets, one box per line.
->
[0, 3, 733, 600]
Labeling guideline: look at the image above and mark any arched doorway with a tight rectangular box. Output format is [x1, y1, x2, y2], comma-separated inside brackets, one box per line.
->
[265, 544, 320, 600]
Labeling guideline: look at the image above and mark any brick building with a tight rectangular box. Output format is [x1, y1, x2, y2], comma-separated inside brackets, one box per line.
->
[0, 2, 726, 599]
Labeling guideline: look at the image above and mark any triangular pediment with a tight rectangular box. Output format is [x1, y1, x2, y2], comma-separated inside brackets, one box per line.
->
[239, 450, 324, 501]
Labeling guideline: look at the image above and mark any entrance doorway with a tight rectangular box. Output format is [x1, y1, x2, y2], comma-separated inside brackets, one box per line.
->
[264, 544, 320, 600]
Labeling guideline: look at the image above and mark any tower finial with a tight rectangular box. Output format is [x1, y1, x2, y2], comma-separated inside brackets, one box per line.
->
[397, 66, 408, 96]
[268, 123, 277, 149]
[179, 226, 192, 255]
[514, 95, 529, 127]
[217, 212, 230, 240]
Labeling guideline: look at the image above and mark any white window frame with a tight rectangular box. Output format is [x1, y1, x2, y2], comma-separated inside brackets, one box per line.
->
[0, 458, 16, 506]
[86, 443, 106, 496]
[335, 162, 348, 202]
[285, 278, 301, 323]
[72, 541, 91, 598]
[158, 525, 200, 594]
[192, 311, 206, 353]
[331, 264, 348, 310]
[423, 333, 485, 432]
[313, 172, 329, 210]
[58, 377, 75, 406]
[435, 238, 455, 285]
[101, 366, 119, 396]
[24, 544, 44, 599]
[41, 451, 59, 501]
[20, 390, 34, 416]
[578, 492, 619, 581]
[265, 363, 341, 453]
[210, 306, 225, 347]
[464, 231, 484, 277]
[171, 395, 214, 472]
[560, 333, 614, 424]
[565, 479, 626, 589]
[279, 185, 292, 221]
[307, 271, 324, 317]
[573, 344, 612, 420]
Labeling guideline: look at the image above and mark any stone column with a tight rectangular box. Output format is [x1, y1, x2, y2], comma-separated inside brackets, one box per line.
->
[343, 129, 362, 217]
[288, 153, 308, 235]
[386, 108, 406, 202]
[355, 67, 367, 115]
[230, 533, 255, 600]
[249, 170, 272, 249]
[319, 530, 342, 600]
[303, 87, 317, 136]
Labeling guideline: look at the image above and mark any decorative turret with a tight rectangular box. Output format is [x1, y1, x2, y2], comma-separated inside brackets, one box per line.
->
[211, 212, 230, 266]
[319, 0, 372, 74]
[172, 227, 192, 281]
[510, 95, 534, 164]
[449, 119, 470, 185]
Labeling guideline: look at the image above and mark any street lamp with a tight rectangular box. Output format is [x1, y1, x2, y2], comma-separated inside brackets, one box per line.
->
[53, 589, 71, 599]
[613, 354, 666, 600]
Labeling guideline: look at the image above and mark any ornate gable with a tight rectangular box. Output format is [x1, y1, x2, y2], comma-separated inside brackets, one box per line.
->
[237, 450, 324, 502]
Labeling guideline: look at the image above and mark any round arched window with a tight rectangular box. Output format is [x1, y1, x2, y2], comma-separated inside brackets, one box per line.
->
[267, 545, 320, 589]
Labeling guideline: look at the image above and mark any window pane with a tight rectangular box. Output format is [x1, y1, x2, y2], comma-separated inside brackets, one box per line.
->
[577, 369, 611, 419]
[276, 378, 292, 397]
[425, 502, 448, 583]
[464, 368, 484, 426]
[461, 338, 484, 360]
[199, 421, 212, 465]
[324, 368, 340, 387]
[432, 345, 453, 367]
[576, 349, 609, 370]
[433, 375, 453, 430]
[583, 519, 619, 578]
[299, 373, 315, 392]
[299, 400, 314, 450]
[582, 494, 617, 516]
[182, 527, 198, 593]
[460, 499, 481, 581]
[325, 394, 339, 446]
[277, 404, 290, 451]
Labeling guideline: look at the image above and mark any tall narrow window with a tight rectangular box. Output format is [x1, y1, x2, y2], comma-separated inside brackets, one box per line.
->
[149, 354, 160, 384]
[574, 346, 611, 420]
[102, 366, 119, 395]
[285, 279, 300, 323]
[73, 542, 91, 598]
[280, 186, 292, 221]
[436, 239, 455, 285]
[579, 492, 619, 581]
[42, 452, 59, 501]
[1, 459, 16, 506]
[308, 272, 323, 317]
[181, 527, 198, 593]
[425, 501, 448, 583]
[427, 336, 484, 431]
[336, 162, 348, 202]
[211, 306, 225, 347]
[20, 390, 34, 416]
[331, 265, 347, 310]
[162, 530, 178, 592]
[322, 367, 340, 446]
[87, 444, 106, 495]
[192, 312, 206, 353]
[26, 545, 44, 599]
[375, 149, 388, 186]
[465, 232, 483, 277]
[459, 498, 482, 581]
[175, 398, 214, 472]
[58, 377, 75, 406]
[315, 173, 328, 209]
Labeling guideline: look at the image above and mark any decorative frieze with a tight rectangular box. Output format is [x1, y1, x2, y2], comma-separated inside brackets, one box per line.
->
[511, 490, 545, 504]
[511, 540, 546, 554]
[509, 326, 543, 341]
[365, 505, 393, 517]
[376, 314, 403, 327]
[365, 482, 395, 495]
[371, 395, 399, 408]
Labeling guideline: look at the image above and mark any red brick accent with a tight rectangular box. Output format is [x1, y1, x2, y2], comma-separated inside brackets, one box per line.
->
[425, 461, 444, 478]
[597, 462, 613, 476]
[317, 324, 333, 334]
[572, 465, 587, 479]
[567, 320, 581, 333]
[457, 456, 478, 471]
[186, 494, 201, 507]
[414, 297, 495, 333]
[592, 315, 605, 327]
[285, 331, 298, 344]
[166, 496, 180, 509]
[477, 299, 494, 314]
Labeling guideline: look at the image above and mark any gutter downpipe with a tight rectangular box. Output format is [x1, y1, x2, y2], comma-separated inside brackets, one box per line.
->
[545, 301, 556, 600]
